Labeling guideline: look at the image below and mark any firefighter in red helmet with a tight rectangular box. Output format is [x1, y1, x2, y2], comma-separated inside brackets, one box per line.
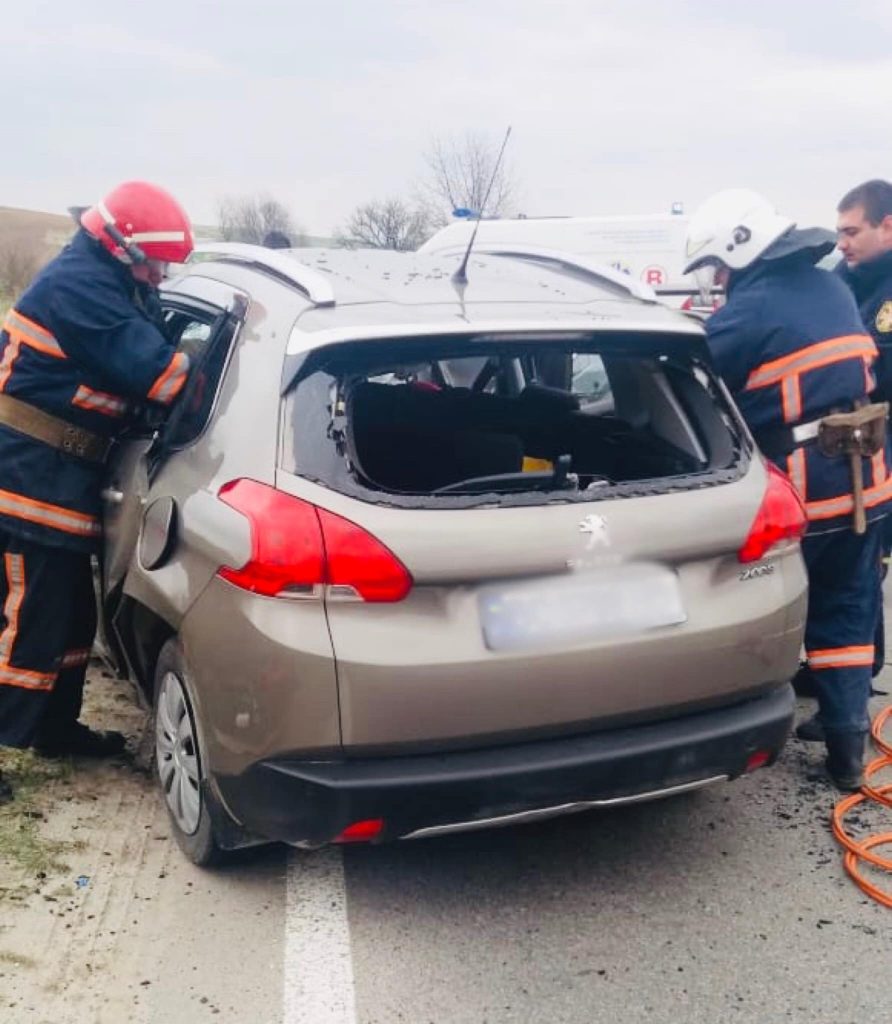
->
[0, 182, 193, 801]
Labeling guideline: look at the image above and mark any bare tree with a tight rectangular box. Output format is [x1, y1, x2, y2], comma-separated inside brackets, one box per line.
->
[0, 241, 44, 305]
[337, 199, 433, 251]
[421, 132, 518, 222]
[217, 193, 299, 245]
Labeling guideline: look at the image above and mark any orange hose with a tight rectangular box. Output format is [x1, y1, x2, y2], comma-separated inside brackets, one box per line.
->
[830, 704, 892, 908]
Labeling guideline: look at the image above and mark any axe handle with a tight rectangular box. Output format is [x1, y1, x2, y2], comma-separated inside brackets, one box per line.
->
[851, 452, 866, 534]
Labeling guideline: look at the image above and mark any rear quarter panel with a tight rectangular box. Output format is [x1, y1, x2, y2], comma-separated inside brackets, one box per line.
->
[117, 270, 343, 771]
[122, 268, 300, 623]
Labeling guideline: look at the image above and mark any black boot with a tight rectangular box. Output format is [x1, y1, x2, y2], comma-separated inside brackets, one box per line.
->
[33, 722, 126, 759]
[0, 770, 12, 805]
[791, 663, 818, 699]
[796, 714, 825, 742]
[825, 731, 867, 791]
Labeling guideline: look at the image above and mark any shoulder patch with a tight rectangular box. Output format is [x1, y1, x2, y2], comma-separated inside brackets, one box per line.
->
[876, 300, 892, 333]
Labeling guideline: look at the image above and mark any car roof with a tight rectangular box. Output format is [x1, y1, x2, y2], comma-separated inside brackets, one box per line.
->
[175, 244, 705, 355]
[186, 243, 667, 306]
[286, 246, 655, 306]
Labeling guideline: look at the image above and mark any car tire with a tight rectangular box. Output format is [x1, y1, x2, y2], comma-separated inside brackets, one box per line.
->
[153, 637, 224, 867]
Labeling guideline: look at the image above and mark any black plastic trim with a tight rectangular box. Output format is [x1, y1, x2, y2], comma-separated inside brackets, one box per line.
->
[213, 684, 795, 846]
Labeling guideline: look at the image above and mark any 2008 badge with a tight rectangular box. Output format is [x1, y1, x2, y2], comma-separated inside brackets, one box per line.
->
[739, 564, 775, 581]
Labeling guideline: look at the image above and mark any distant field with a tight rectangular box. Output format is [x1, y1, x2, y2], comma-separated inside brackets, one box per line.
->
[0, 207, 75, 313]
[0, 205, 75, 259]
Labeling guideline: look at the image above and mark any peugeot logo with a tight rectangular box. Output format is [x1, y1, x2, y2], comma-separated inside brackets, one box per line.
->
[579, 514, 610, 550]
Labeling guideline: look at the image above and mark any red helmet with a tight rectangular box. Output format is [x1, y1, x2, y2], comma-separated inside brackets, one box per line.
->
[81, 181, 194, 264]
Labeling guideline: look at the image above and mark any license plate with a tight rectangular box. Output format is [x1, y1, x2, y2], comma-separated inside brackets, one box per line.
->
[478, 562, 686, 652]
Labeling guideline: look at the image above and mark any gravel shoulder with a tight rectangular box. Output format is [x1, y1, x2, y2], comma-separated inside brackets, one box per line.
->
[0, 664, 285, 1024]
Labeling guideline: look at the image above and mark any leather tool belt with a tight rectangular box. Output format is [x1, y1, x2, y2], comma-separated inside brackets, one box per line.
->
[817, 401, 889, 535]
[0, 393, 110, 464]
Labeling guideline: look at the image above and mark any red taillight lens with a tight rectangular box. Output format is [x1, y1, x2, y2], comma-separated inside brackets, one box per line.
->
[744, 749, 773, 773]
[333, 818, 385, 844]
[218, 479, 325, 596]
[737, 462, 807, 564]
[317, 508, 412, 603]
[217, 479, 412, 602]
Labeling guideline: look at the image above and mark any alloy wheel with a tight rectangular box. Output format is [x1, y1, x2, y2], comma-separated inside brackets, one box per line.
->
[155, 670, 202, 835]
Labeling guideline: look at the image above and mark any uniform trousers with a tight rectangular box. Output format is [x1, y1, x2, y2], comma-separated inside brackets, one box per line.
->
[0, 530, 96, 748]
[803, 519, 883, 735]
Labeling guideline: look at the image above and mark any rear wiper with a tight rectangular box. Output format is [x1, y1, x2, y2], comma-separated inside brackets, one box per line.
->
[434, 455, 578, 495]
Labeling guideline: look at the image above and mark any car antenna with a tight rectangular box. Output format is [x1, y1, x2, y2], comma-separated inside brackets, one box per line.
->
[452, 125, 513, 285]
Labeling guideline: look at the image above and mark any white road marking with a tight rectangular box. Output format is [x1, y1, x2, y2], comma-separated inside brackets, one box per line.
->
[283, 848, 358, 1024]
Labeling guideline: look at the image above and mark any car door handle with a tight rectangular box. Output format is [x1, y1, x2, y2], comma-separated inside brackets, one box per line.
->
[101, 486, 124, 505]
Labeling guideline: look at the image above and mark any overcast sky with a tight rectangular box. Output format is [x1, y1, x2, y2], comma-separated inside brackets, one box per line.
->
[2, 0, 891, 235]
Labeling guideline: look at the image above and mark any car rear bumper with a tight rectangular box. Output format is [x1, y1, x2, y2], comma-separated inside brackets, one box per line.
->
[212, 683, 795, 847]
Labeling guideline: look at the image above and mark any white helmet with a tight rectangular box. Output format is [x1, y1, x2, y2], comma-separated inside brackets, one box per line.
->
[683, 189, 794, 276]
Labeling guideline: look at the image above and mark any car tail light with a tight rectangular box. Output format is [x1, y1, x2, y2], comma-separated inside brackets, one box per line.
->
[316, 507, 412, 603]
[333, 818, 385, 843]
[217, 479, 412, 602]
[737, 462, 807, 564]
[744, 749, 773, 773]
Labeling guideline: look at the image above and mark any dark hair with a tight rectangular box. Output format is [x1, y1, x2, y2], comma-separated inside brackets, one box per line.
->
[262, 230, 292, 250]
[838, 179, 892, 225]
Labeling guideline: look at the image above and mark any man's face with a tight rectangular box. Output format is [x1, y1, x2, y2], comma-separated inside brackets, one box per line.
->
[836, 204, 892, 267]
[130, 259, 168, 288]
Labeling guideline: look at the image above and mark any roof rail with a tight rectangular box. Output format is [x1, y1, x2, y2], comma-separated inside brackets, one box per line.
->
[189, 243, 335, 307]
[466, 244, 658, 303]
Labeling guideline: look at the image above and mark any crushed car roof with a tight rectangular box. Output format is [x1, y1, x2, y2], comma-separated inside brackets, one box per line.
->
[179, 244, 706, 349]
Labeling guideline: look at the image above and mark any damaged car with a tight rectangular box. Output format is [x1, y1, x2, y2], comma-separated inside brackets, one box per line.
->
[97, 243, 807, 864]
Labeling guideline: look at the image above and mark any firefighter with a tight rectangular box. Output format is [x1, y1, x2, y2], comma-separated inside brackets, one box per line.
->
[836, 180, 892, 679]
[837, 180, 892, 398]
[0, 181, 193, 803]
[684, 189, 892, 790]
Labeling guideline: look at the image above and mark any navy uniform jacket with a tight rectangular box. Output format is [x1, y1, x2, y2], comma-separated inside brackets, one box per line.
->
[836, 250, 892, 402]
[0, 230, 189, 552]
[706, 254, 892, 535]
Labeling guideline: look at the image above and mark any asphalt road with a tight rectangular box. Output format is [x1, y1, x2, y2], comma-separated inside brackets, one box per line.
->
[342, 708, 891, 1024]
[3, 685, 891, 1024]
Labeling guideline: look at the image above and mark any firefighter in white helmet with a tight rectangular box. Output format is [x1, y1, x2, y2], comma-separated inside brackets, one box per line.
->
[685, 188, 892, 790]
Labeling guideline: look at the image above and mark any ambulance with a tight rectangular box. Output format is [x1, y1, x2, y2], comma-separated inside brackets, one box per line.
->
[418, 207, 718, 310]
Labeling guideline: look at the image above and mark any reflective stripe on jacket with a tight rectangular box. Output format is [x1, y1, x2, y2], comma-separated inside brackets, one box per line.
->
[706, 254, 892, 535]
[0, 230, 189, 551]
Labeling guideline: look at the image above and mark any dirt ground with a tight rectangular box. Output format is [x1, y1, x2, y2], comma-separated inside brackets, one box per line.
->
[0, 664, 285, 1024]
[0, 665, 169, 1022]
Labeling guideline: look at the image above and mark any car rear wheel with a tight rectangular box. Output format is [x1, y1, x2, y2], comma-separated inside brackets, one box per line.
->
[153, 638, 223, 866]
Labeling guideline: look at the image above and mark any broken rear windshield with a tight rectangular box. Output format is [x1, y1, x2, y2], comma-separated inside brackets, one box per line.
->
[280, 334, 744, 507]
